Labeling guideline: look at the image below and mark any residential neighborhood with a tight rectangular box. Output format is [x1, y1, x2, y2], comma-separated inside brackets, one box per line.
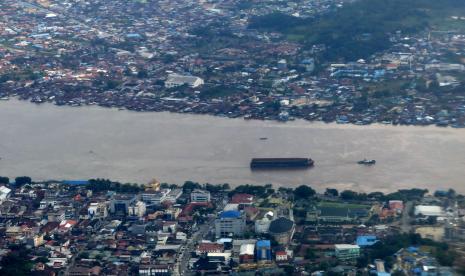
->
[0, 176, 464, 275]
[1, 0, 465, 126]
[1, 0, 465, 275]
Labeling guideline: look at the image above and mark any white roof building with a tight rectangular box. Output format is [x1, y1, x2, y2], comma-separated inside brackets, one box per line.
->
[207, 252, 231, 262]
[239, 243, 255, 256]
[335, 244, 360, 250]
[414, 205, 444, 217]
[0, 186, 11, 202]
[165, 74, 204, 88]
[223, 203, 239, 211]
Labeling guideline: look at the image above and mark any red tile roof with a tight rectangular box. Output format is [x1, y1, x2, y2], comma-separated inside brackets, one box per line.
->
[230, 193, 254, 204]
[197, 243, 224, 253]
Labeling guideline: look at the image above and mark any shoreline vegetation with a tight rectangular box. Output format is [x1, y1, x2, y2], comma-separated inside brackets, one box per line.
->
[3, 96, 465, 129]
[0, 177, 445, 202]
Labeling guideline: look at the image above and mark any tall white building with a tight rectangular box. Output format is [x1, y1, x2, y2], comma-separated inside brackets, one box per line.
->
[88, 202, 108, 219]
[128, 201, 146, 217]
[0, 186, 11, 203]
[255, 211, 274, 234]
[215, 211, 246, 238]
[255, 217, 272, 234]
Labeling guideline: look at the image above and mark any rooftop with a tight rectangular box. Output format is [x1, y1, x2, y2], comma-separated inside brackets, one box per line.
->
[230, 193, 254, 204]
[356, 235, 379, 246]
[239, 244, 255, 256]
[335, 244, 360, 250]
[269, 217, 294, 234]
[220, 210, 241, 219]
[256, 240, 271, 247]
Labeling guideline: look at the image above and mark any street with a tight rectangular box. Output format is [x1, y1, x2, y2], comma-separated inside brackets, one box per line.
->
[400, 201, 414, 233]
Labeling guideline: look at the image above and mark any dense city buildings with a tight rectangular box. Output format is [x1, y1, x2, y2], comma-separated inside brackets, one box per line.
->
[1, 0, 465, 126]
[2, 0, 465, 275]
[0, 177, 462, 275]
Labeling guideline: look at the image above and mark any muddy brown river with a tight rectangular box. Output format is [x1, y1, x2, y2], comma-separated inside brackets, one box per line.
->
[1, 99, 464, 193]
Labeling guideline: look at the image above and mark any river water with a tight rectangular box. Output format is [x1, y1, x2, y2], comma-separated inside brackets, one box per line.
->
[0, 99, 464, 193]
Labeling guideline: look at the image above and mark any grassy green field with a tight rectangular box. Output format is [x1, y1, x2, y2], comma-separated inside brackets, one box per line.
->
[318, 201, 370, 209]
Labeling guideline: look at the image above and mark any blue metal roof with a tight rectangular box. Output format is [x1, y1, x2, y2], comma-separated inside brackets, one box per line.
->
[126, 33, 142, 39]
[356, 235, 378, 246]
[220, 210, 241, 219]
[62, 180, 89, 186]
[256, 240, 271, 247]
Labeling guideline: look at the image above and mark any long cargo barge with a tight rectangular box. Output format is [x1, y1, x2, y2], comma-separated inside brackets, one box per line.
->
[250, 158, 314, 169]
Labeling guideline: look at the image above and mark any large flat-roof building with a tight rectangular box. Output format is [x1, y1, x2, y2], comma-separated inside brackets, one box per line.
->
[335, 244, 360, 261]
[165, 74, 204, 88]
[414, 205, 444, 217]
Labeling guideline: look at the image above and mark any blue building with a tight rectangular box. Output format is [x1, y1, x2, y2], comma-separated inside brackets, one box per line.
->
[356, 235, 379, 247]
[256, 240, 272, 261]
[62, 180, 89, 186]
[215, 211, 245, 238]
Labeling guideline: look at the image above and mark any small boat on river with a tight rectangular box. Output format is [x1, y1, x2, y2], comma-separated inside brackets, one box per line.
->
[358, 159, 376, 165]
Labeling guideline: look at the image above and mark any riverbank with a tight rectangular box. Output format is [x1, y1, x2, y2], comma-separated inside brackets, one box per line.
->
[6, 96, 465, 128]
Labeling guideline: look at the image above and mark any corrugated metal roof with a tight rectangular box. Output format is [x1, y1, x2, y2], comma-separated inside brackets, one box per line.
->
[220, 210, 241, 219]
[256, 240, 271, 248]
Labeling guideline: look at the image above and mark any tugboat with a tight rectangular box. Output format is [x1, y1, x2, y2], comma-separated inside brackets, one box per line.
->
[358, 159, 376, 165]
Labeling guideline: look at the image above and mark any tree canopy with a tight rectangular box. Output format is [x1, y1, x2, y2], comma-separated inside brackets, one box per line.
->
[0, 176, 9, 184]
[0, 246, 33, 276]
[325, 188, 339, 197]
[294, 185, 316, 199]
[14, 176, 32, 187]
[249, 0, 465, 61]
[229, 184, 274, 198]
[86, 178, 142, 193]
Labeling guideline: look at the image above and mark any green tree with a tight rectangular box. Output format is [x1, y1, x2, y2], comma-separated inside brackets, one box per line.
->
[325, 188, 338, 197]
[229, 184, 268, 197]
[0, 176, 9, 184]
[222, 183, 230, 191]
[305, 248, 317, 260]
[294, 185, 316, 199]
[183, 181, 201, 192]
[0, 246, 33, 276]
[341, 190, 358, 200]
[14, 176, 32, 187]
[35, 256, 49, 263]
